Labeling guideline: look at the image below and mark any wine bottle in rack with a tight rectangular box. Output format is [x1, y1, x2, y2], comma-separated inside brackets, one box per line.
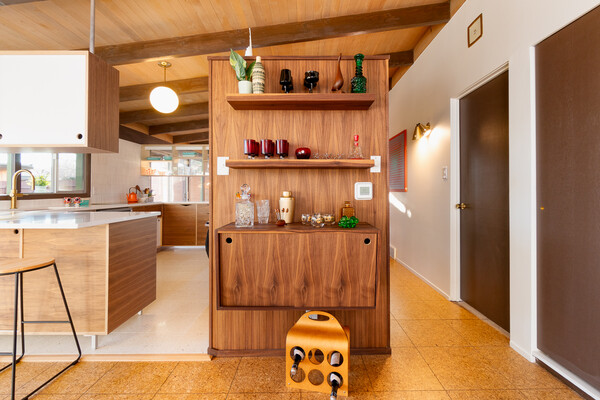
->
[329, 351, 342, 367]
[328, 372, 343, 400]
[290, 346, 305, 376]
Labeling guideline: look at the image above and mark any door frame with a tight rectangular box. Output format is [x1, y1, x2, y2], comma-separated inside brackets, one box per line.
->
[449, 62, 509, 302]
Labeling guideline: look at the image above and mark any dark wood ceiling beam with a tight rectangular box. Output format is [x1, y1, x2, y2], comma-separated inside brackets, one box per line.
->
[149, 120, 209, 135]
[120, 102, 209, 124]
[120, 77, 208, 102]
[172, 132, 209, 144]
[388, 50, 414, 68]
[96, 2, 450, 65]
[119, 125, 170, 144]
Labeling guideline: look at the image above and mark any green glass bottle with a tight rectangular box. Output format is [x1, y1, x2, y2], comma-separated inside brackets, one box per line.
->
[351, 53, 367, 93]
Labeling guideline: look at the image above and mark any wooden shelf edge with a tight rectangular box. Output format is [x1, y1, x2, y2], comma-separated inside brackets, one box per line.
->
[226, 93, 376, 110]
[225, 159, 374, 169]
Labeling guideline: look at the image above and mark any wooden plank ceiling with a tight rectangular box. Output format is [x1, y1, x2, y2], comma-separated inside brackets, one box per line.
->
[0, 0, 462, 144]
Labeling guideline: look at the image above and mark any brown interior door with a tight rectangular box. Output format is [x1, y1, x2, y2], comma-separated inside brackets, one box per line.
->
[536, 5, 600, 391]
[459, 71, 510, 331]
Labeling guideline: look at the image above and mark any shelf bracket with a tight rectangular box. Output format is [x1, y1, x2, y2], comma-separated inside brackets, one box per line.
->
[370, 156, 381, 173]
[217, 157, 230, 175]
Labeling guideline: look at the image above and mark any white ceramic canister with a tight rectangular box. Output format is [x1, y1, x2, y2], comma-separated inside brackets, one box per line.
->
[279, 190, 295, 224]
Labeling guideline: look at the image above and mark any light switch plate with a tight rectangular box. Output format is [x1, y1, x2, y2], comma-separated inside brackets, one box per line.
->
[442, 166, 448, 181]
[355, 182, 373, 200]
[370, 155, 381, 173]
[217, 157, 229, 175]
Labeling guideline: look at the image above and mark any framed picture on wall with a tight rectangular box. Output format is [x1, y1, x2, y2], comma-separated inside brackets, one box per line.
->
[468, 14, 483, 47]
[389, 130, 407, 192]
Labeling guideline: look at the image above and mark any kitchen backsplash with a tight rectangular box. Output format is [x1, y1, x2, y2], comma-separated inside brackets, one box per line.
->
[91, 139, 150, 204]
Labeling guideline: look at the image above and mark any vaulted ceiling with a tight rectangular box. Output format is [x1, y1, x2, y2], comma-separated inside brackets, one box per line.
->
[0, 0, 465, 144]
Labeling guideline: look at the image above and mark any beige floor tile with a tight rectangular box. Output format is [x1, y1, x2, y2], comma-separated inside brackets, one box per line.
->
[227, 393, 301, 399]
[407, 284, 447, 302]
[425, 301, 478, 320]
[447, 390, 525, 399]
[399, 320, 470, 347]
[362, 347, 443, 391]
[390, 318, 414, 347]
[153, 395, 227, 400]
[86, 362, 176, 394]
[79, 395, 154, 400]
[519, 388, 584, 399]
[348, 355, 373, 392]
[391, 301, 441, 320]
[19, 395, 80, 400]
[476, 347, 565, 389]
[0, 361, 56, 395]
[158, 359, 240, 394]
[302, 391, 449, 399]
[418, 347, 514, 390]
[38, 362, 115, 394]
[229, 357, 293, 393]
[447, 320, 509, 347]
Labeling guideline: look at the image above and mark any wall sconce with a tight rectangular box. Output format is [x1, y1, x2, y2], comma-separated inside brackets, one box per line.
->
[150, 61, 179, 114]
[412, 122, 431, 140]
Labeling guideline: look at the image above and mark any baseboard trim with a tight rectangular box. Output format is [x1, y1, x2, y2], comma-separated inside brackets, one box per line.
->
[208, 347, 391, 357]
[391, 257, 451, 300]
[0, 354, 212, 362]
[534, 350, 600, 400]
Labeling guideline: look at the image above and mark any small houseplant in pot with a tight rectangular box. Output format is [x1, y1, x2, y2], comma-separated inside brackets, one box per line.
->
[230, 49, 255, 94]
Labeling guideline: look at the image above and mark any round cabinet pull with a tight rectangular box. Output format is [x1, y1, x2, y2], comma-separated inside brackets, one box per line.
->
[225, 237, 233, 244]
[0, 133, 3, 139]
[13, 229, 19, 235]
[76, 133, 83, 140]
[364, 238, 371, 245]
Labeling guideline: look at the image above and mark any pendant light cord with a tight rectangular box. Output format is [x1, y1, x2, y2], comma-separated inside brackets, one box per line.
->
[89, 0, 95, 53]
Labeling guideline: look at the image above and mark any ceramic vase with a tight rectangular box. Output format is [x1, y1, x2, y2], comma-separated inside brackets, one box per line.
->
[238, 80, 253, 94]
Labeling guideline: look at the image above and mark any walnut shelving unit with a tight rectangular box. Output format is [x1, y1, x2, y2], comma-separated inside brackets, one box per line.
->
[209, 55, 390, 357]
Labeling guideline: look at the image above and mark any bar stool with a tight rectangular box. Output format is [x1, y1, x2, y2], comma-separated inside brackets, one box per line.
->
[0, 257, 81, 400]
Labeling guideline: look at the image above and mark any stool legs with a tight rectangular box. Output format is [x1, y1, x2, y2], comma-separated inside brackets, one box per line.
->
[1, 263, 82, 400]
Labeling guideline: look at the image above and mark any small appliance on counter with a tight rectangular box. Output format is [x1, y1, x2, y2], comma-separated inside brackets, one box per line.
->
[127, 187, 139, 204]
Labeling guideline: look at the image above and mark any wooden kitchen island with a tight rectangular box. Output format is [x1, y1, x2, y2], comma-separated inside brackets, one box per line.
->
[0, 211, 158, 335]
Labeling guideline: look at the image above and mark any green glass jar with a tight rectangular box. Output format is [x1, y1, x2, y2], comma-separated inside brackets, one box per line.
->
[351, 53, 367, 93]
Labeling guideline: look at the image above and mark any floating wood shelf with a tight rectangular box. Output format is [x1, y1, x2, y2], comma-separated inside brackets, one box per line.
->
[226, 93, 376, 110]
[226, 159, 374, 169]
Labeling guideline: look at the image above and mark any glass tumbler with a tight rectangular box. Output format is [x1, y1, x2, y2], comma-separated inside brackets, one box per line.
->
[256, 199, 270, 224]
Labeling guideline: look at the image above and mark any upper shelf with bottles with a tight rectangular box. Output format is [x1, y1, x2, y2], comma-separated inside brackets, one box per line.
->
[140, 145, 209, 176]
[226, 93, 376, 110]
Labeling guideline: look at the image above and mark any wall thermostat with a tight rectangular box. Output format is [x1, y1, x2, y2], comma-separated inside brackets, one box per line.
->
[354, 182, 373, 200]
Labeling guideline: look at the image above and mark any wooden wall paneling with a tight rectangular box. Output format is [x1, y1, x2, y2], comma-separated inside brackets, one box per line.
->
[0, 226, 108, 334]
[87, 52, 120, 153]
[107, 218, 157, 333]
[162, 204, 197, 246]
[209, 56, 389, 354]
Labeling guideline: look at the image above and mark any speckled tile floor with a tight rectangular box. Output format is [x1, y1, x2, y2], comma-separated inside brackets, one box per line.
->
[0, 260, 583, 399]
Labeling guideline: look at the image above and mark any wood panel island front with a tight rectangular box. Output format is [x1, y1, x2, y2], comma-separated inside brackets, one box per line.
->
[0, 211, 158, 335]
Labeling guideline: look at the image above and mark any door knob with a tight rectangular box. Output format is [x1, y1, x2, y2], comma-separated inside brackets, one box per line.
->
[455, 203, 467, 210]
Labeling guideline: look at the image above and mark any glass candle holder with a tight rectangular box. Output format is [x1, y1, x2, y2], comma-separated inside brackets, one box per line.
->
[301, 213, 311, 225]
[311, 213, 325, 228]
[323, 213, 335, 225]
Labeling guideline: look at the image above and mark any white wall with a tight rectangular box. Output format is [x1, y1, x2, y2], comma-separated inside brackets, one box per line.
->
[389, 0, 600, 368]
[0, 139, 147, 209]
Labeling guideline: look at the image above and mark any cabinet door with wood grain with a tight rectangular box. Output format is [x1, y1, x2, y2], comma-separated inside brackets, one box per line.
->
[196, 204, 209, 246]
[162, 204, 196, 246]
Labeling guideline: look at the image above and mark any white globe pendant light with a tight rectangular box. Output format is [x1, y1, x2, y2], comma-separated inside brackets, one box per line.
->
[150, 61, 179, 114]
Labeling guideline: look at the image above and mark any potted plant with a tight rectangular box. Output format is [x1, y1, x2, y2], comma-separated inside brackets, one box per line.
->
[229, 49, 255, 94]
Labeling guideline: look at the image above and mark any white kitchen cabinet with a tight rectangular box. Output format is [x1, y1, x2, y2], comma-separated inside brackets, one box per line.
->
[0, 51, 119, 153]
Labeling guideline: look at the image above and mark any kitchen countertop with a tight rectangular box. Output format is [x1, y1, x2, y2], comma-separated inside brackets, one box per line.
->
[0, 210, 160, 229]
[47, 201, 208, 211]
